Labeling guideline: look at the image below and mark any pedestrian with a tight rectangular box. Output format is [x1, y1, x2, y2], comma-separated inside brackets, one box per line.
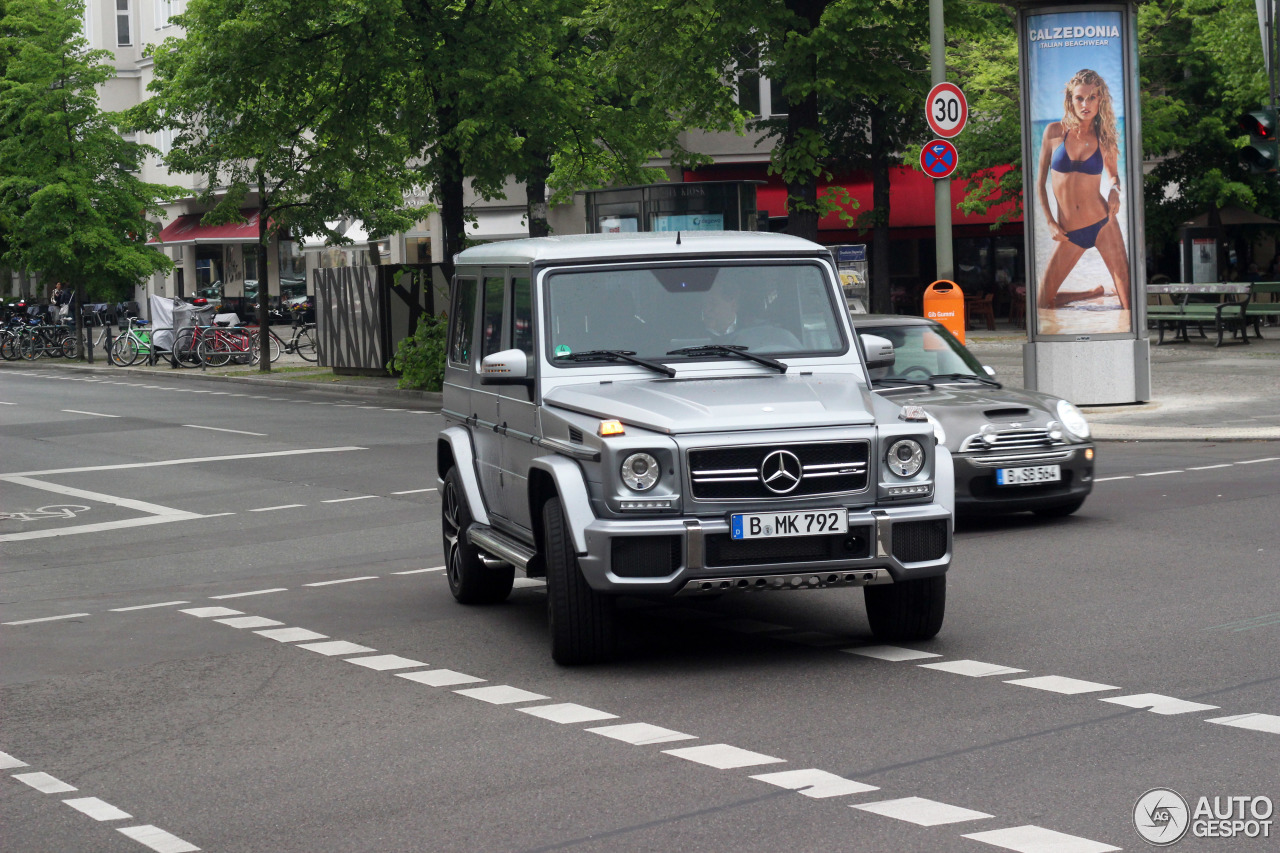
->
[51, 282, 72, 322]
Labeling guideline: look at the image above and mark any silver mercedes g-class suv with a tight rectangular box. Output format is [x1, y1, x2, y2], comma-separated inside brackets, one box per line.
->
[437, 231, 953, 664]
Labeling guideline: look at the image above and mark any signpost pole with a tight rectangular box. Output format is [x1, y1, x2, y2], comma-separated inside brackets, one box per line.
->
[930, 0, 953, 283]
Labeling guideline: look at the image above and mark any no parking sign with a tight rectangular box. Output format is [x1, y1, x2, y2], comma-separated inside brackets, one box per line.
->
[920, 139, 958, 180]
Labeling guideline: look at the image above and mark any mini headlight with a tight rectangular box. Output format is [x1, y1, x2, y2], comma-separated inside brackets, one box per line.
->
[1056, 399, 1091, 439]
[621, 452, 660, 491]
[886, 439, 925, 477]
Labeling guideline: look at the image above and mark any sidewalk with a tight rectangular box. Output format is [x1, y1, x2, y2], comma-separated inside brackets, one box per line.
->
[6, 323, 1280, 440]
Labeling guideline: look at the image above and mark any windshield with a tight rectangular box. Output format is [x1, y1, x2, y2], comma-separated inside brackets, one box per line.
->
[544, 261, 846, 363]
[860, 321, 986, 381]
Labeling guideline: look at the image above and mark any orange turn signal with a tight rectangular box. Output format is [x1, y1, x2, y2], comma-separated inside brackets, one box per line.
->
[598, 419, 625, 437]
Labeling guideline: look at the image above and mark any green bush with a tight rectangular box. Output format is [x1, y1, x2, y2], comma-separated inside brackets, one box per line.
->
[388, 312, 448, 391]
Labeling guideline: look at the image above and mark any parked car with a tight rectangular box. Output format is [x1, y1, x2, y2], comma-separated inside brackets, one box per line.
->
[439, 232, 954, 665]
[851, 314, 1094, 519]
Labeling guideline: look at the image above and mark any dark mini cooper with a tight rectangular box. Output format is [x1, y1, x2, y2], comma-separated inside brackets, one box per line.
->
[852, 315, 1094, 518]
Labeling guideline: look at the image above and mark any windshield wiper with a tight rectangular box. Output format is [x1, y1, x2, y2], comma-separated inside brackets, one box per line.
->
[554, 349, 676, 378]
[929, 372, 1002, 389]
[666, 344, 787, 373]
[872, 377, 936, 389]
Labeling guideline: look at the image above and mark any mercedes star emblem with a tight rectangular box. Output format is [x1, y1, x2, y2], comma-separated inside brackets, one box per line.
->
[760, 449, 803, 494]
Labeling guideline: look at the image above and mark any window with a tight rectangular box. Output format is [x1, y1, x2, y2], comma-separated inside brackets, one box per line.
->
[154, 0, 179, 28]
[244, 245, 260, 283]
[480, 276, 505, 359]
[511, 278, 533, 357]
[449, 278, 478, 365]
[116, 0, 131, 46]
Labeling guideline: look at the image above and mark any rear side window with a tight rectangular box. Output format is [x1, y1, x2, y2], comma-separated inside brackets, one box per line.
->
[449, 277, 477, 365]
[480, 276, 505, 358]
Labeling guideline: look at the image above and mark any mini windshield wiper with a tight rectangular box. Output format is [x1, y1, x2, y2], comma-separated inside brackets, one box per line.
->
[554, 349, 676, 378]
[930, 372, 1002, 389]
[872, 377, 936, 389]
[665, 344, 788, 373]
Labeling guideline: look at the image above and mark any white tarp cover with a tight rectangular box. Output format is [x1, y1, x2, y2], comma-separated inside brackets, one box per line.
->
[148, 296, 216, 350]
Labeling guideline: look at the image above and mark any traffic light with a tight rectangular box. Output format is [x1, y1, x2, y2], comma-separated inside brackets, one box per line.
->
[1238, 108, 1278, 174]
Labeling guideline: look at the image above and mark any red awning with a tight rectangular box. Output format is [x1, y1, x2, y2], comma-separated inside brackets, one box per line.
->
[149, 209, 268, 245]
[685, 164, 1020, 231]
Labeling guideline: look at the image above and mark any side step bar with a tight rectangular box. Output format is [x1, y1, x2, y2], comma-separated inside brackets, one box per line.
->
[677, 568, 891, 596]
[468, 525, 536, 570]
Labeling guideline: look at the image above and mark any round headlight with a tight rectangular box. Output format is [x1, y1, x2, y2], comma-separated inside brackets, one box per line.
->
[1056, 399, 1091, 439]
[621, 452, 660, 491]
[886, 439, 925, 477]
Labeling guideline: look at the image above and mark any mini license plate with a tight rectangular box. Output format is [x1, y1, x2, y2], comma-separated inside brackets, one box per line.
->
[996, 464, 1062, 486]
[731, 509, 847, 540]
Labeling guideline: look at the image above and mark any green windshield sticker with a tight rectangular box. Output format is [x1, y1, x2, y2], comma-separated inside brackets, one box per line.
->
[554, 344, 572, 357]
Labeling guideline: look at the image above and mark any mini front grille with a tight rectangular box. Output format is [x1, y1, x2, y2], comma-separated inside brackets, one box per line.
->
[891, 520, 948, 563]
[959, 428, 1060, 453]
[610, 536, 682, 578]
[704, 528, 872, 568]
[689, 441, 869, 501]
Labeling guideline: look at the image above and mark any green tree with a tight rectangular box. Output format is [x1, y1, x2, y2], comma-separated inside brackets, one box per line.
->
[134, 0, 420, 370]
[0, 0, 175, 329]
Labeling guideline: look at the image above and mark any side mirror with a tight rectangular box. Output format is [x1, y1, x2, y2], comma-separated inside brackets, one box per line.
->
[480, 349, 531, 385]
[860, 334, 896, 371]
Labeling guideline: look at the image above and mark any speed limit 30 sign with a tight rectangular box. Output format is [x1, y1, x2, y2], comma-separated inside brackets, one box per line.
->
[926, 82, 967, 139]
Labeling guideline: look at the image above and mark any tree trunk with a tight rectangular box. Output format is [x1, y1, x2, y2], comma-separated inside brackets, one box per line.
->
[257, 173, 272, 373]
[869, 105, 893, 314]
[783, 90, 822, 241]
[526, 154, 551, 238]
[367, 239, 382, 266]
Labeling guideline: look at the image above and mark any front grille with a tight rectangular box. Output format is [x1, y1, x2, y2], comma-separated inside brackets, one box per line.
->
[689, 441, 869, 500]
[704, 528, 872, 567]
[959, 428, 1059, 453]
[610, 536, 682, 578]
[891, 520, 948, 563]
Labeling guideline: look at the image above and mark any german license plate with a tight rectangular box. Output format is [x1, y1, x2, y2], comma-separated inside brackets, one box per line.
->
[996, 464, 1061, 486]
[731, 509, 847, 540]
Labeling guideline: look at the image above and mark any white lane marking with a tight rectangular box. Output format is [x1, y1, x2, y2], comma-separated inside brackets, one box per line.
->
[1237, 457, 1280, 464]
[209, 588, 287, 599]
[180, 607, 243, 618]
[587, 723, 697, 745]
[0, 401, 14, 405]
[663, 744, 786, 770]
[1100, 693, 1219, 715]
[345, 654, 428, 671]
[963, 824, 1120, 852]
[391, 488, 437, 495]
[109, 602, 189, 612]
[1138, 470, 1182, 477]
[296, 640, 376, 656]
[512, 578, 546, 589]
[518, 703, 619, 724]
[1204, 713, 1280, 734]
[1093, 476, 1132, 482]
[0, 514, 205, 543]
[116, 824, 200, 852]
[397, 669, 485, 687]
[61, 409, 121, 418]
[853, 796, 992, 826]
[718, 618, 792, 634]
[454, 685, 548, 705]
[1004, 675, 1119, 695]
[3, 613, 90, 625]
[0, 750, 29, 769]
[12, 771, 78, 793]
[214, 616, 283, 629]
[304, 576, 377, 586]
[320, 496, 378, 503]
[920, 659, 1026, 678]
[183, 424, 267, 436]
[63, 796, 132, 820]
[255, 627, 327, 643]
[750, 768, 879, 798]
[249, 504, 305, 512]
[2, 446, 366, 478]
[1188, 464, 1232, 470]
[843, 645, 941, 662]
[0, 475, 202, 542]
[392, 566, 446, 575]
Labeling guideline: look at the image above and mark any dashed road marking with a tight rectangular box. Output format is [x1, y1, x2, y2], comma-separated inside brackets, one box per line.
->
[963, 824, 1120, 852]
[209, 588, 287, 599]
[255, 627, 327, 642]
[750, 768, 878, 798]
[182, 424, 266, 436]
[62, 409, 121, 418]
[0, 750, 30, 769]
[920, 659, 1026, 678]
[344, 654, 427, 671]
[13, 772, 77, 793]
[1004, 675, 1119, 695]
[2, 446, 366, 478]
[304, 576, 377, 586]
[179, 607, 243, 618]
[853, 796, 992, 826]
[3, 612, 90, 625]
[249, 504, 305, 512]
[586, 723, 697, 745]
[391, 488, 437, 495]
[454, 685, 548, 705]
[843, 645, 942, 662]
[320, 496, 378, 503]
[1138, 470, 1181, 477]
[109, 602, 189, 612]
[63, 796, 132, 821]
[397, 669, 485, 687]
[392, 566, 445, 575]
[117, 824, 200, 852]
[215, 616, 283, 629]
[664, 744, 786, 770]
[1100, 693, 1219, 715]
[518, 703, 619, 724]
[1205, 713, 1280, 734]
[296, 640, 376, 656]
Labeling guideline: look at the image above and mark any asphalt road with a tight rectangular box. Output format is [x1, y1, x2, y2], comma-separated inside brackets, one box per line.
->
[2, 367, 1278, 853]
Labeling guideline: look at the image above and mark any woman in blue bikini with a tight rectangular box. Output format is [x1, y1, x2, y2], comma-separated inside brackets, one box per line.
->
[1035, 69, 1130, 311]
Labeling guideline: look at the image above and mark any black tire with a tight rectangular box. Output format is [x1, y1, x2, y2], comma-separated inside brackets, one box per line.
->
[110, 336, 140, 366]
[441, 467, 513, 604]
[295, 327, 318, 362]
[173, 329, 201, 368]
[198, 337, 232, 367]
[543, 496, 616, 665]
[1032, 497, 1086, 518]
[61, 333, 81, 359]
[864, 575, 946, 642]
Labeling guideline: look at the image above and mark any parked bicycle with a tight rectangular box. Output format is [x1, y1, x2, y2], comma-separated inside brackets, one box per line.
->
[107, 316, 156, 366]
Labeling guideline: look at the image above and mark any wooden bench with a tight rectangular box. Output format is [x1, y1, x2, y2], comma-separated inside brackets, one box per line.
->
[1246, 281, 1280, 339]
[1147, 300, 1250, 346]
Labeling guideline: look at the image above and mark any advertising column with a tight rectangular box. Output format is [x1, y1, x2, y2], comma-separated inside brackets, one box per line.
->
[1018, 2, 1150, 404]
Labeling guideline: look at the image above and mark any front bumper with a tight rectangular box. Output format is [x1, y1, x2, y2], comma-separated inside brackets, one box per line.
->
[953, 444, 1094, 514]
[576, 502, 951, 595]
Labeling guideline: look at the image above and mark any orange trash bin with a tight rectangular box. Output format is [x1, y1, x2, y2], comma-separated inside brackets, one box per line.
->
[923, 279, 965, 345]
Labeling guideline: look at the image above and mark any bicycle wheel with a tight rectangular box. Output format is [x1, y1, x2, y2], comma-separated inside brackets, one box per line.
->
[173, 328, 201, 368]
[60, 333, 82, 359]
[110, 335, 140, 366]
[250, 330, 282, 364]
[0, 333, 18, 361]
[19, 332, 39, 360]
[294, 327, 318, 362]
[198, 335, 232, 367]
